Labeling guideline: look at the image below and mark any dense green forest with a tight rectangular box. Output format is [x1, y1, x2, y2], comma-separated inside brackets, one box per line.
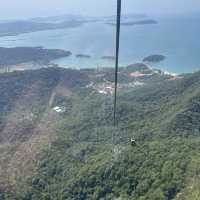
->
[0, 65, 199, 200]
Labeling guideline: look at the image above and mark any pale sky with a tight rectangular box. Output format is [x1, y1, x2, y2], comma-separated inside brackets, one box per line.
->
[1, 0, 200, 20]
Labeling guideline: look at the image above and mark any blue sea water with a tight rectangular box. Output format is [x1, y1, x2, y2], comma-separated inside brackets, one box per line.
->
[0, 15, 200, 74]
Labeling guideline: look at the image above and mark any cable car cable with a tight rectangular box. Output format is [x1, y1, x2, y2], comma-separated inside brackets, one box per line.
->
[114, 0, 122, 127]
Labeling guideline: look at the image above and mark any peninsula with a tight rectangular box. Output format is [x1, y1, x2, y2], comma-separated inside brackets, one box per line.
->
[0, 47, 72, 66]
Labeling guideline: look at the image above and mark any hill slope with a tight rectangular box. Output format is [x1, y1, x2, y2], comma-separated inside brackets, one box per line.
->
[0, 67, 199, 200]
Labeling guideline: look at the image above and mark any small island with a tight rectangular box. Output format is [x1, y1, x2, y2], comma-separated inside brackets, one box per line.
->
[76, 54, 91, 59]
[101, 56, 115, 60]
[106, 19, 158, 26]
[143, 54, 166, 63]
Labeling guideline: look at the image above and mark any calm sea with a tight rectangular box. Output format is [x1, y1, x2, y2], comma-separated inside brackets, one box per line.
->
[0, 15, 200, 74]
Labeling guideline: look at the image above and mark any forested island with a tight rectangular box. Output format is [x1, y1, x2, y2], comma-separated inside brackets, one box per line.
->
[143, 54, 166, 63]
[76, 54, 91, 58]
[106, 19, 158, 26]
[0, 47, 72, 66]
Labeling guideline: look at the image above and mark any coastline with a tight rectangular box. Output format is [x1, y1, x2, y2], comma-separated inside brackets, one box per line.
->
[0, 58, 183, 77]
[0, 17, 199, 74]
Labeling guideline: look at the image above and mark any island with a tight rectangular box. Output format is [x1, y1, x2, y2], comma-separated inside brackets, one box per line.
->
[143, 54, 166, 63]
[76, 54, 91, 58]
[0, 14, 102, 37]
[0, 47, 72, 66]
[0, 20, 83, 37]
[106, 19, 158, 26]
[101, 56, 115, 60]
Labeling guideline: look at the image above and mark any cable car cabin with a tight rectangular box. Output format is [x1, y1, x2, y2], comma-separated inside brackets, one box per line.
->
[131, 138, 137, 147]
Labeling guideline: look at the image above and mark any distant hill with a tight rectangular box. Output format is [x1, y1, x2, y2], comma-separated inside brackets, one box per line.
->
[106, 19, 158, 26]
[0, 20, 83, 37]
[0, 13, 155, 37]
[0, 66, 199, 200]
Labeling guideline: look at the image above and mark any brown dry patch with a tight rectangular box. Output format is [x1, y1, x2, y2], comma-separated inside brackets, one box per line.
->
[1, 109, 62, 193]
[0, 79, 64, 193]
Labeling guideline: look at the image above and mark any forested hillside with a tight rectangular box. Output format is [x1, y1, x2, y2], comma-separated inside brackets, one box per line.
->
[0, 66, 199, 200]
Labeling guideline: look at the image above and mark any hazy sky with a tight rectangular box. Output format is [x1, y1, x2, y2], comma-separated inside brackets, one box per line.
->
[1, 0, 200, 19]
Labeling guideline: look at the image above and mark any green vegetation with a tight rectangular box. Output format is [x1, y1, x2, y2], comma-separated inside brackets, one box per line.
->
[0, 67, 199, 199]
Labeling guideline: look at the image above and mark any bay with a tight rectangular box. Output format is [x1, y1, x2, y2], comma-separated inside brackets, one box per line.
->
[0, 15, 200, 74]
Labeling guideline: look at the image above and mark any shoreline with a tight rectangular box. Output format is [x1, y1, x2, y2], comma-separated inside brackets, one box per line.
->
[0, 18, 199, 74]
[0, 60, 190, 77]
